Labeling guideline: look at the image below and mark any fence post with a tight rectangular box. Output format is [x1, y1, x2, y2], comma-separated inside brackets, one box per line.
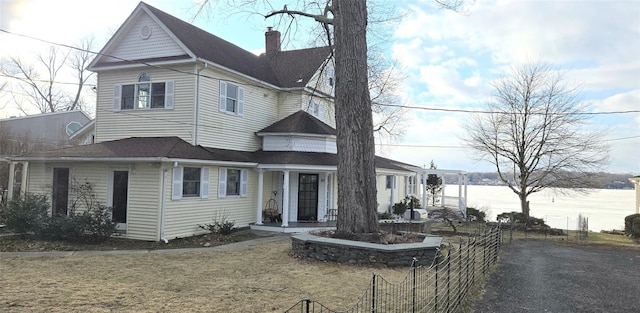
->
[482, 229, 487, 275]
[305, 298, 311, 313]
[371, 273, 376, 313]
[435, 249, 439, 312]
[446, 245, 451, 313]
[412, 258, 417, 313]
[457, 239, 463, 308]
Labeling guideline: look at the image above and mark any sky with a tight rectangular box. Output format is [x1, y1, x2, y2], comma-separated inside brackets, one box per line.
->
[0, 0, 638, 174]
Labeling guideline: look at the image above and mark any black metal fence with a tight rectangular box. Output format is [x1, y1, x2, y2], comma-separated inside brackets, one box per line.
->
[284, 224, 502, 313]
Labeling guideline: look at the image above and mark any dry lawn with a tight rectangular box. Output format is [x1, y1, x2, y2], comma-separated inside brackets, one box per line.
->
[0, 240, 411, 313]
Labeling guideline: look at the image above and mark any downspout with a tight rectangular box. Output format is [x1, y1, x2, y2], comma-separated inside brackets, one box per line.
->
[160, 169, 169, 243]
[194, 62, 208, 145]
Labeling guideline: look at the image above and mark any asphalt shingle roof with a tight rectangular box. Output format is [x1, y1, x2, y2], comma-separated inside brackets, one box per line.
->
[95, 2, 331, 88]
[258, 111, 336, 136]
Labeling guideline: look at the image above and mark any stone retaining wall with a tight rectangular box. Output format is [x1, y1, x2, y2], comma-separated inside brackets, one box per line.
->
[291, 233, 442, 267]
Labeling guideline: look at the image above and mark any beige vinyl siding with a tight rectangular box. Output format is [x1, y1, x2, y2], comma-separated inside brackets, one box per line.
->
[302, 94, 336, 128]
[125, 165, 162, 241]
[163, 165, 257, 239]
[376, 174, 407, 213]
[25, 161, 161, 241]
[95, 65, 196, 143]
[103, 14, 185, 63]
[278, 92, 304, 120]
[195, 68, 279, 151]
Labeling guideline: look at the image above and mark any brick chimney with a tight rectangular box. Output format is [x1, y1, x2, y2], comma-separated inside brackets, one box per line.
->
[265, 27, 281, 54]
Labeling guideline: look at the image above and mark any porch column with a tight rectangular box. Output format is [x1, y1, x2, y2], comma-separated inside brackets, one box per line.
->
[255, 169, 264, 225]
[441, 175, 446, 208]
[7, 162, 15, 200]
[322, 172, 329, 221]
[404, 176, 409, 198]
[463, 173, 468, 212]
[421, 173, 427, 209]
[390, 175, 396, 212]
[20, 162, 28, 195]
[458, 173, 463, 215]
[282, 170, 290, 227]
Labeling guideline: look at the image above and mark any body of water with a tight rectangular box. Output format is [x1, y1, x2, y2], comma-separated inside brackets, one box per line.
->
[443, 185, 635, 232]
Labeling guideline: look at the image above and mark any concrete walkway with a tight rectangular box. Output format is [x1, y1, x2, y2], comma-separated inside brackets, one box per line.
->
[0, 232, 291, 259]
[473, 240, 640, 313]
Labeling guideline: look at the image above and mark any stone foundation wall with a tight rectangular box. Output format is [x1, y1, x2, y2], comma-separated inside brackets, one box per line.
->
[291, 234, 441, 267]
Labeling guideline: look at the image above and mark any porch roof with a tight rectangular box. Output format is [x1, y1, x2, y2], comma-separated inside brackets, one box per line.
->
[9, 136, 418, 174]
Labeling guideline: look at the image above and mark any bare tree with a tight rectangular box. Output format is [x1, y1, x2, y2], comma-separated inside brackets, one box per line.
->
[193, 0, 464, 235]
[463, 62, 609, 219]
[0, 37, 95, 114]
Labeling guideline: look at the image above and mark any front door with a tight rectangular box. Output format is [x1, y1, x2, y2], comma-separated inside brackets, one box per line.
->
[52, 168, 70, 216]
[111, 170, 129, 225]
[298, 174, 318, 221]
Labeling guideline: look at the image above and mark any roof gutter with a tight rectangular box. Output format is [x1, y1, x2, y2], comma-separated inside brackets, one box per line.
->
[5, 156, 258, 167]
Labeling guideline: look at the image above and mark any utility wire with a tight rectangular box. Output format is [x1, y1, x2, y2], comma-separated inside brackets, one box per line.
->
[2, 28, 639, 116]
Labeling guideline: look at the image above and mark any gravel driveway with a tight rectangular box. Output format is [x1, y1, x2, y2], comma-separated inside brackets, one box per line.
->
[473, 240, 640, 313]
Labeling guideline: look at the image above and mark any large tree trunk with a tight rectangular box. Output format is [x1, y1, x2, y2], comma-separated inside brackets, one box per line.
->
[333, 0, 379, 235]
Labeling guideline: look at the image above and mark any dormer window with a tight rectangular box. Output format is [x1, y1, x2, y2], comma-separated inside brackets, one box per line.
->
[113, 73, 174, 111]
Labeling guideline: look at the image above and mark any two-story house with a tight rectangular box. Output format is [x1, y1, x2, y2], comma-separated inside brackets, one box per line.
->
[6, 2, 421, 241]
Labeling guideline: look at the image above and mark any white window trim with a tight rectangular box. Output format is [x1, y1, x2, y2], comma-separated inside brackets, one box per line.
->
[113, 80, 174, 111]
[218, 168, 248, 198]
[171, 166, 209, 200]
[219, 81, 244, 116]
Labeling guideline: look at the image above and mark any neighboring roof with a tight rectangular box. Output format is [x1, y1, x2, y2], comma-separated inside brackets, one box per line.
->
[90, 2, 331, 88]
[257, 111, 336, 136]
[0, 110, 92, 144]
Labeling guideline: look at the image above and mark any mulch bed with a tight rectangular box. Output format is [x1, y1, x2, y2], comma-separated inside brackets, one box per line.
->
[0, 230, 263, 252]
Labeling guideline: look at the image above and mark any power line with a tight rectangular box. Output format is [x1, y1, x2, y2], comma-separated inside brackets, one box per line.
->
[2, 28, 639, 117]
[0, 73, 96, 87]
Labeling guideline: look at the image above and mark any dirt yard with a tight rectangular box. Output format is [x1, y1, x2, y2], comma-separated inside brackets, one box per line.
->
[0, 239, 411, 312]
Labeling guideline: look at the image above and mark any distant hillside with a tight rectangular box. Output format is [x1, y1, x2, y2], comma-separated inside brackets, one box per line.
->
[441, 172, 636, 189]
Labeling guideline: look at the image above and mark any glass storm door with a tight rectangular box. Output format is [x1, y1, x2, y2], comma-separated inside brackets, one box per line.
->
[297, 174, 319, 221]
[52, 168, 70, 217]
[111, 170, 129, 224]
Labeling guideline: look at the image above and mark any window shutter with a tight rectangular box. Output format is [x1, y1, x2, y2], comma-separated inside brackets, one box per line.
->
[200, 167, 209, 198]
[165, 80, 174, 109]
[219, 81, 227, 112]
[171, 167, 183, 200]
[240, 169, 248, 197]
[218, 168, 227, 198]
[237, 86, 244, 116]
[113, 85, 122, 111]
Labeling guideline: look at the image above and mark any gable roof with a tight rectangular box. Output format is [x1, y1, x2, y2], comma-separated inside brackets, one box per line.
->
[90, 2, 331, 88]
[257, 110, 336, 136]
[0, 111, 91, 143]
[10, 136, 417, 172]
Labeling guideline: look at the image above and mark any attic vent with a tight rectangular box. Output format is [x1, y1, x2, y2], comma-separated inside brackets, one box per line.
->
[140, 25, 152, 40]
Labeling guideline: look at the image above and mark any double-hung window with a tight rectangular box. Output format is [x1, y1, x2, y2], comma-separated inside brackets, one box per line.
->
[171, 166, 210, 200]
[114, 73, 174, 111]
[309, 101, 323, 119]
[386, 175, 395, 189]
[218, 168, 248, 198]
[219, 81, 244, 115]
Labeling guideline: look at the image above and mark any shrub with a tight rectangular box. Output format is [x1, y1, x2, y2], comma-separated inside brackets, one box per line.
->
[40, 205, 116, 243]
[1, 193, 49, 236]
[392, 202, 408, 216]
[624, 214, 640, 237]
[199, 211, 237, 236]
[496, 211, 548, 227]
[378, 212, 395, 220]
[466, 207, 486, 222]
